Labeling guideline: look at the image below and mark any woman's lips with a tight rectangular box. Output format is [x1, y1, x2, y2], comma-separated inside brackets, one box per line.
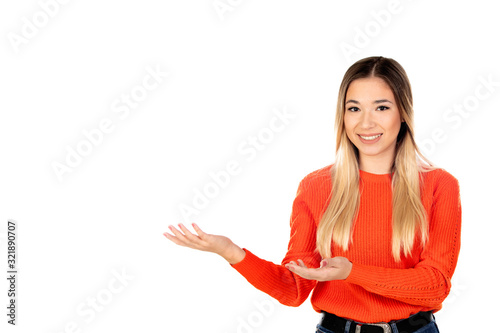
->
[358, 133, 382, 143]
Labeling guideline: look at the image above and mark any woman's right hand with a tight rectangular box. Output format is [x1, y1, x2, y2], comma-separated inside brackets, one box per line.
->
[163, 223, 246, 264]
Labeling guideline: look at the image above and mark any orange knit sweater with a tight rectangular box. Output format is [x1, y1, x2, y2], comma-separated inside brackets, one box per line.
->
[230, 164, 461, 323]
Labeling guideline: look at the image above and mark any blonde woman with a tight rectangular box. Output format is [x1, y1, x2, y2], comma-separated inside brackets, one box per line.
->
[164, 56, 461, 333]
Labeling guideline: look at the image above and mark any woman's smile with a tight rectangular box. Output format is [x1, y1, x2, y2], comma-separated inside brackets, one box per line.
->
[358, 133, 382, 142]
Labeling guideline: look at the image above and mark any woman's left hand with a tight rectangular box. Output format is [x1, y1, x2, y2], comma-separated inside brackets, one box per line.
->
[285, 257, 353, 281]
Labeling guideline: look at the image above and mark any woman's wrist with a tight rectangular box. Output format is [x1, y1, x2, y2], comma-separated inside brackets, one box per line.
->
[220, 243, 246, 265]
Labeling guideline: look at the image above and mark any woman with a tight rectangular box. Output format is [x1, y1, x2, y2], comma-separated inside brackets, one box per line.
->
[164, 56, 461, 333]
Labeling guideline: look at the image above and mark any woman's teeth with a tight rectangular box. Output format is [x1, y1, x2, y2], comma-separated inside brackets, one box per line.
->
[359, 134, 382, 140]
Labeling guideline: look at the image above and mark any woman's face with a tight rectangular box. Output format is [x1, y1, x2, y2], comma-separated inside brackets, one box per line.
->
[343, 76, 402, 171]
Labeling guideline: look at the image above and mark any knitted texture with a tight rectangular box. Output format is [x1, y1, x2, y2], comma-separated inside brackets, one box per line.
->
[230, 164, 461, 323]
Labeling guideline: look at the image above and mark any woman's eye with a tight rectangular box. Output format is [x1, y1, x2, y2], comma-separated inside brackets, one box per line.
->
[347, 107, 360, 112]
[377, 105, 389, 111]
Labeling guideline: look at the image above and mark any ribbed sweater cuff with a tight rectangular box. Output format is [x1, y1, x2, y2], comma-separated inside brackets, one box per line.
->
[345, 262, 373, 286]
[230, 248, 260, 275]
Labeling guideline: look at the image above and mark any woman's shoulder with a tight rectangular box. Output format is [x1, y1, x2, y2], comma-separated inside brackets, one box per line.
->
[420, 166, 460, 193]
[293, 164, 334, 209]
[302, 163, 333, 182]
[295, 164, 334, 193]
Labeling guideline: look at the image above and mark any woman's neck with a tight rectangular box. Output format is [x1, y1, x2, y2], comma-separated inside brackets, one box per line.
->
[358, 156, 394, 174]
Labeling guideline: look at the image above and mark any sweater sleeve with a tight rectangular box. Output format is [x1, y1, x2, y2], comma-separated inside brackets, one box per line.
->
[230, 176, 322, 307]
[344, 170, 462, 308]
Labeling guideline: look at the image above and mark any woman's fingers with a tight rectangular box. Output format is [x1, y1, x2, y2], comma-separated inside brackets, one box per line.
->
[164, 223, 213, 251]
[286, 259, 308, 270]
[192, 223, 207, 238]
[286, 258, 330, 280]
[163, 231, 183, 246]
[177, 223, 203, 245]
[164, 223, 238, 259]
[297, 259, 307, 268]
[285, 257, 352, 281]
[167, 225, 185, 240]
[166, 225, 195, 248]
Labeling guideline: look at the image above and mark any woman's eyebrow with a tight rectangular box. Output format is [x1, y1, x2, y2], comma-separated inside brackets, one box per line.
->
[345, 99, 393, 104]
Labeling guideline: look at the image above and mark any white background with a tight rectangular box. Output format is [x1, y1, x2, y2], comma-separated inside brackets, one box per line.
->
[1, 0, 499, 332]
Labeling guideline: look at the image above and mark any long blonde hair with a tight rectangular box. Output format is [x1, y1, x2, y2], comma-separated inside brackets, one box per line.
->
[316, 56, 437, 262]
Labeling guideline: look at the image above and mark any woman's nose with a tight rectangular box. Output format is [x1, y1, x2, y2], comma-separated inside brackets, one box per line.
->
[360, 110, 375, 128]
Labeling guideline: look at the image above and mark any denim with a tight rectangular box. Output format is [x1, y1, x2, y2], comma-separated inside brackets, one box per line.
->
[315, 324, 335, 333]
[315, 313, 440, 333]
